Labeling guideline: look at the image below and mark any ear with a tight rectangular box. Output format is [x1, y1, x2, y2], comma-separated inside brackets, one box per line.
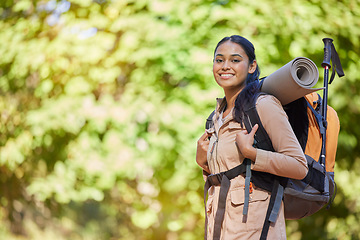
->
[248, 60, 257, 74]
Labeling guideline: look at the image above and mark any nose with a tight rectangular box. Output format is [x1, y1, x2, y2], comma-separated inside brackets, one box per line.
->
[222, 61, 231, 70]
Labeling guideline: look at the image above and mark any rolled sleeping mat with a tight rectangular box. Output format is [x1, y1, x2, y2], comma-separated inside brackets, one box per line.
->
[261, 57, 323, 105]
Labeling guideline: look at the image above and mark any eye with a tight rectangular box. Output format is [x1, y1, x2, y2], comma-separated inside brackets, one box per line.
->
[232, 59, 241, 63]
[215, 59, 223, 63]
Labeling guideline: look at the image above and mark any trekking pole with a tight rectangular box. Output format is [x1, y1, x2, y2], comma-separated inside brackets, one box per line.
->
[319, 38, 333, 166]
[320, 38, 345, 167]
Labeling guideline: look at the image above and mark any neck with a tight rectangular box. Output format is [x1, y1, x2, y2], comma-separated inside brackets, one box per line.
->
[224, 87, 243, 110]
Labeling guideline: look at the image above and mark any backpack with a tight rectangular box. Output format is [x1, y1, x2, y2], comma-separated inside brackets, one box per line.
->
[204, 92, 340, 239]
[281, 92, 339, 219]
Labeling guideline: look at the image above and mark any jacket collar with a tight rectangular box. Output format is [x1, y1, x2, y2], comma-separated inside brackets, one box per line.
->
[215, 97, 227, 121]
[213, 97, 236, 133]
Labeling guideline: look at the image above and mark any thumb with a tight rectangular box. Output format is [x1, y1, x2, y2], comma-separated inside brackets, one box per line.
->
[249, 124, 259, 137]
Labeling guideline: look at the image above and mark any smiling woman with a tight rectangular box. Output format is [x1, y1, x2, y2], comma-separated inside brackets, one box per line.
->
[196, 35, 308, 240]
[212, 41, 257, 96]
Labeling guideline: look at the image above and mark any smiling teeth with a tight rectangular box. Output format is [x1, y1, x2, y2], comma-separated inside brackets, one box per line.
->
[221, 74, 234, 77]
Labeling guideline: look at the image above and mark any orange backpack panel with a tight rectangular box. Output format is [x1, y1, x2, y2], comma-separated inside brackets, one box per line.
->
[305, 92, 340, 173]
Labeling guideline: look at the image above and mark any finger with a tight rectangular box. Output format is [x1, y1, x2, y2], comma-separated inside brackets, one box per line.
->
[200, 141, 210, 149]
[203, 131, 213, 140]
[249, 124, 259, 137]
[203, 165, 210, 174]
[235, 131, 245, 149]
[198, 132, 207, 142]
[203, 131, 211, 139]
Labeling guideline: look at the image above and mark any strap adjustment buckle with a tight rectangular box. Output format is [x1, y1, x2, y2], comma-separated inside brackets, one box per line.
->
[208, 172, 224, 186]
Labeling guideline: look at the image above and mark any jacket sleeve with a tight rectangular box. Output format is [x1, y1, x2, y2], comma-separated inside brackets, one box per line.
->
[251, 95, 308, 180]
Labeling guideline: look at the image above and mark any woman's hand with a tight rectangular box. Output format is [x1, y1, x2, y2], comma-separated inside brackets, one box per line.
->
[235, 124, 258, 162]
[196, 131, 211, 174]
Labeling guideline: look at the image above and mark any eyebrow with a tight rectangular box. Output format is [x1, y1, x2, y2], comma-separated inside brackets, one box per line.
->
[215, 53, 244, 58]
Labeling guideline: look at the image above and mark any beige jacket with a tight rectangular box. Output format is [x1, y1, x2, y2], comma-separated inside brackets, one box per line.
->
[205, 95, 308, 240]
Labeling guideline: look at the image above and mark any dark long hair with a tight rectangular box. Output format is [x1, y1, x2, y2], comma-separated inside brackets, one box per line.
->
[214, 35, 261, 126]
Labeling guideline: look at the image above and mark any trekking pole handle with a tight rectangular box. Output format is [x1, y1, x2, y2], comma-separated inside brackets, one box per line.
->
[321, 38, 333, 68]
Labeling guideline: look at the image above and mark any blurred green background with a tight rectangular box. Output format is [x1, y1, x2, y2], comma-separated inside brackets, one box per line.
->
[0, 0, 359, 239]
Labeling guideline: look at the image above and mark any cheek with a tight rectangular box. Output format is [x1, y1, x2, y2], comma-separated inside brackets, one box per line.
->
[238, 65, 251, 75]
[212, 63, 217, 72]
[212, 65, 218, 76]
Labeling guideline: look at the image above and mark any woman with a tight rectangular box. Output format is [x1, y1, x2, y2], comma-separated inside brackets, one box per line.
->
[196, 35, 308, 239]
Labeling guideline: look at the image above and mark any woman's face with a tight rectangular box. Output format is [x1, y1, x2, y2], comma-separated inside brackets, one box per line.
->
[213, 40, 256, 91]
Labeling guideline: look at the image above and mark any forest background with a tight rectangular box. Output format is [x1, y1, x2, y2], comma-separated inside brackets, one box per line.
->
[0, 0, 359, 239]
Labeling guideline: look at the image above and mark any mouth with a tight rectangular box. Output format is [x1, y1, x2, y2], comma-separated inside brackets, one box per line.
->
[219, 73, 235, 79]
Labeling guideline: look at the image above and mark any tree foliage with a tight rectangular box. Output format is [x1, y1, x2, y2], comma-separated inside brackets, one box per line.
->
[0, 0, 359, 239]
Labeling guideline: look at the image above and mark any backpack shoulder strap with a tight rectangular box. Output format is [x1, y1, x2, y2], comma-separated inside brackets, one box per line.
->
[307, 100, 326, 135]
[205, 110, 215, 130]
[242, 94, 286, 240]
[243, 94, 274, 152]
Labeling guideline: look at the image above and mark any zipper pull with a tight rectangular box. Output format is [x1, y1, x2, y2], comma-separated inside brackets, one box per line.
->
[210, 139, 218, 155]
